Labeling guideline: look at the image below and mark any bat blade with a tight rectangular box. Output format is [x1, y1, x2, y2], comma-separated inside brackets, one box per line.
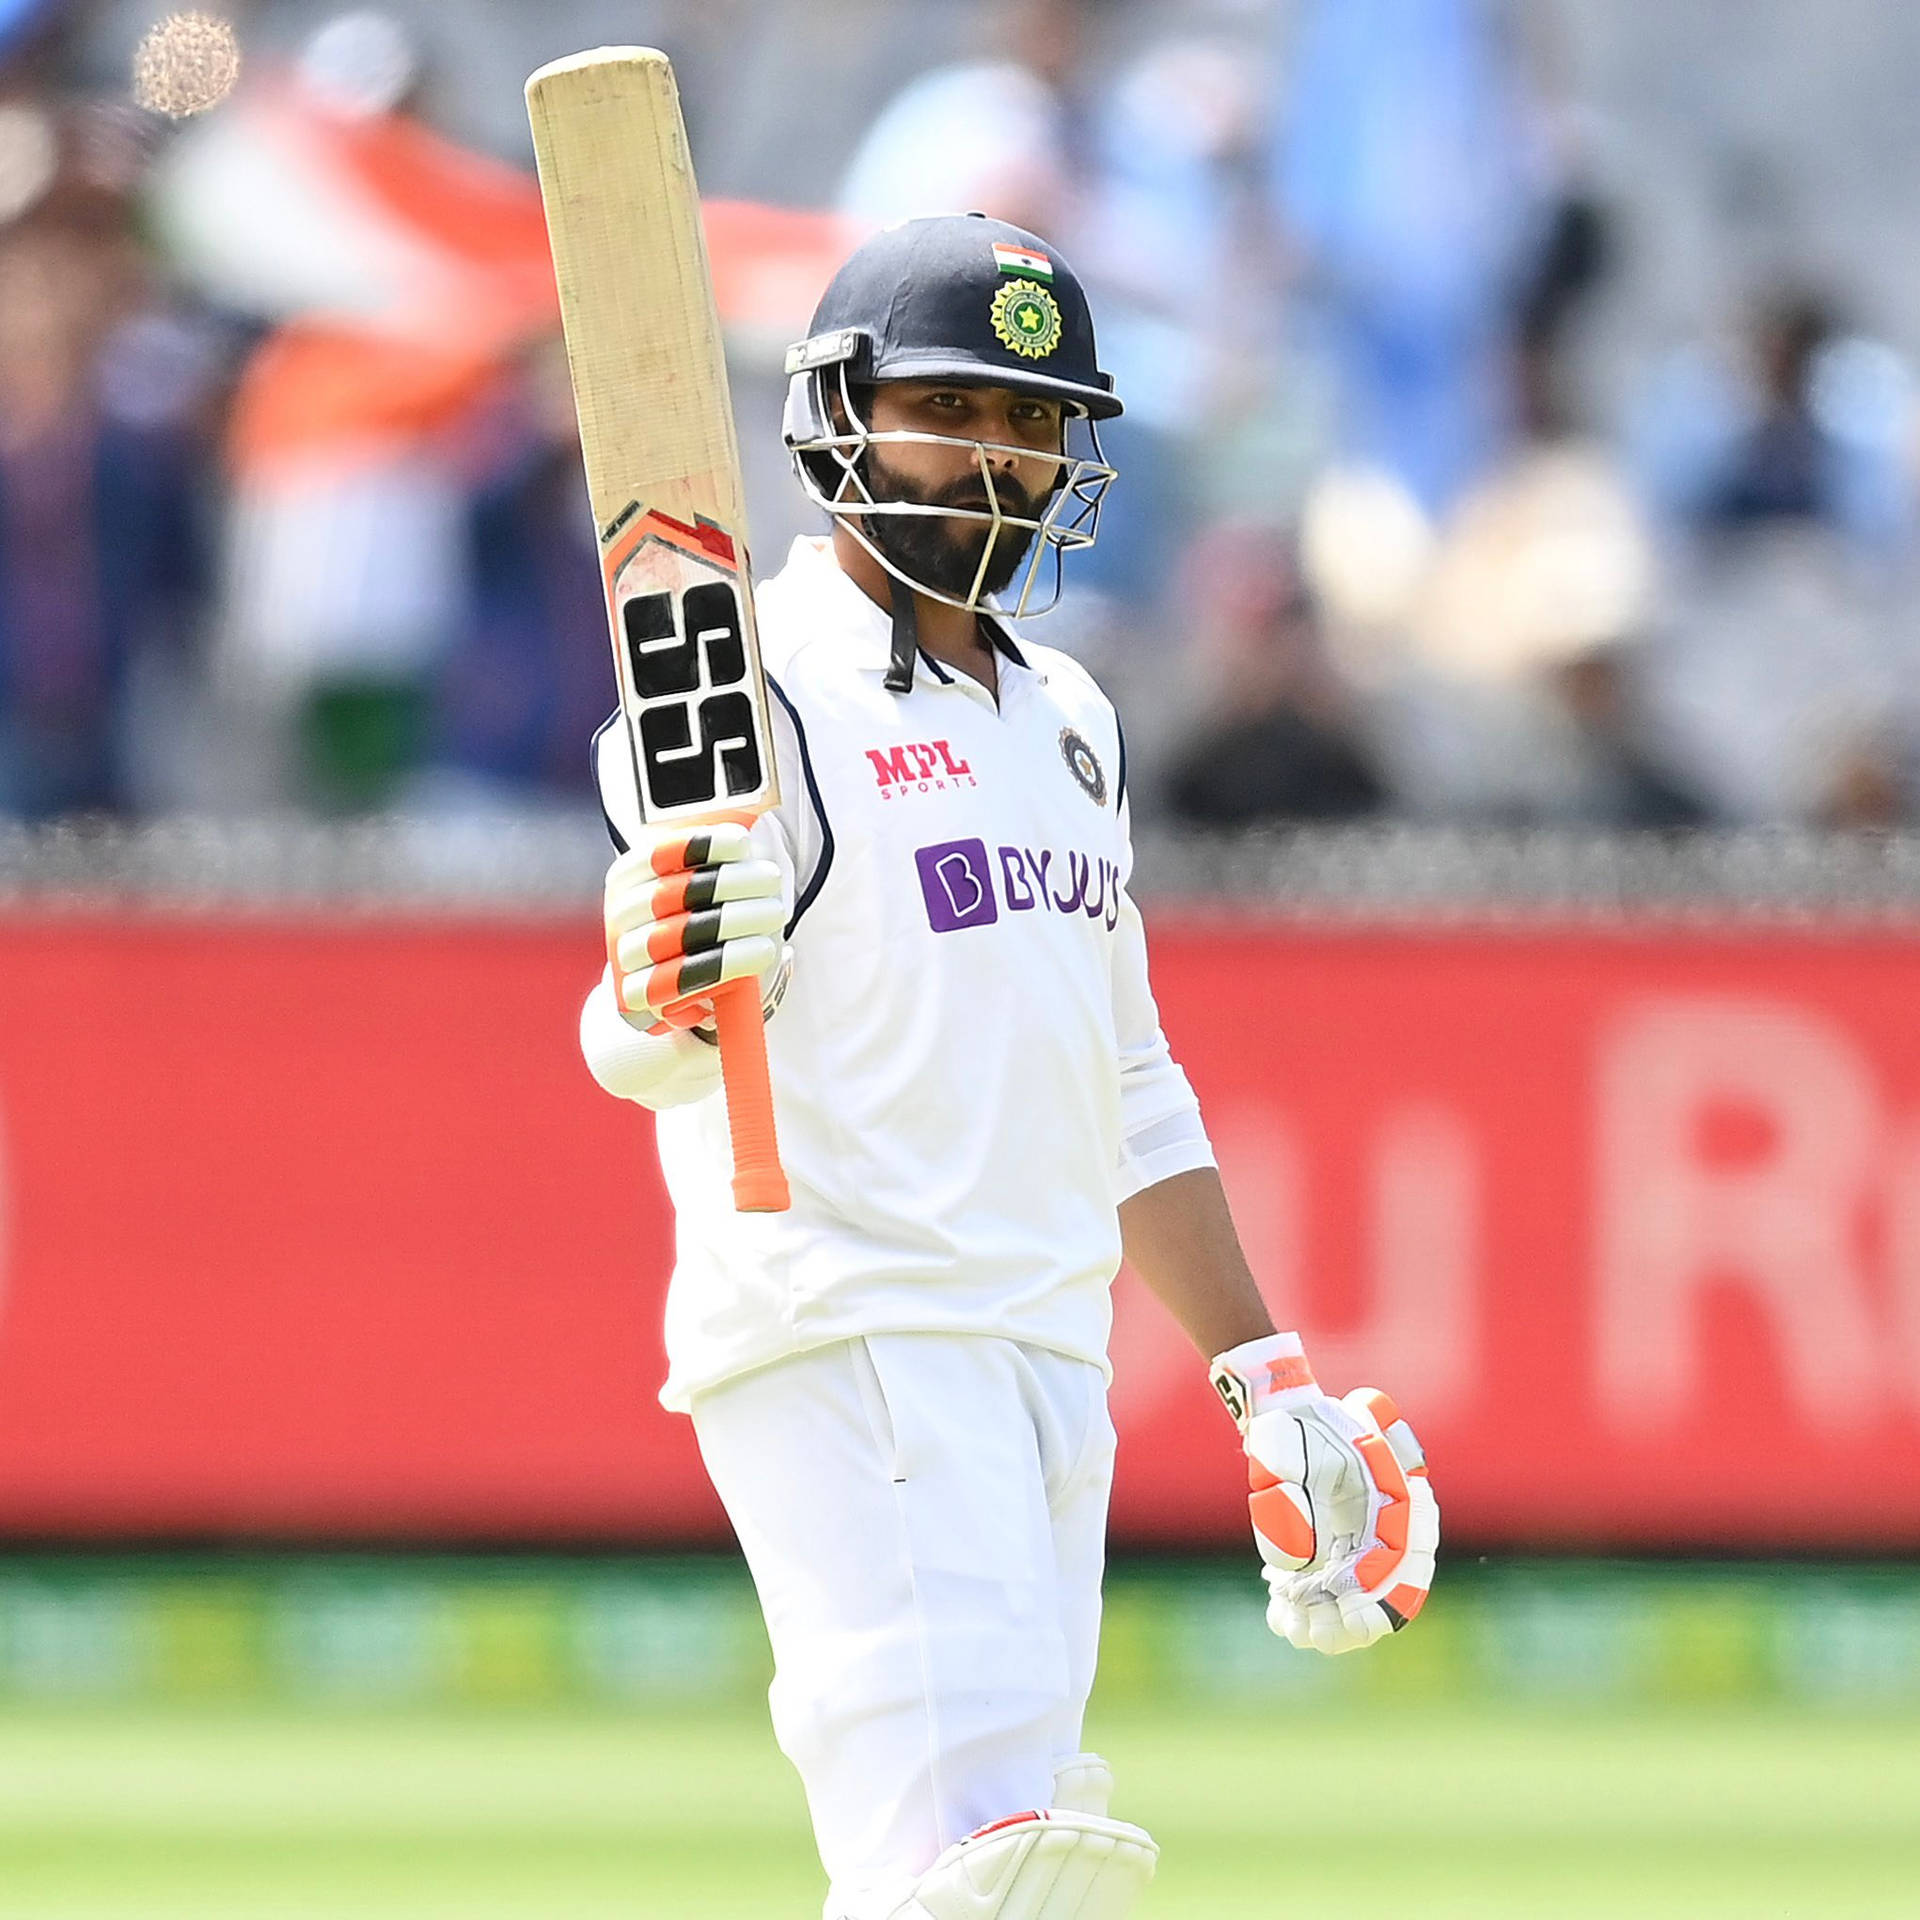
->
[529, 46, 788, 1212]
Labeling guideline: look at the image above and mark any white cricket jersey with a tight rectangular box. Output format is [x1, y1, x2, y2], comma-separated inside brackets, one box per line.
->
[586, 536, 1213, 1411]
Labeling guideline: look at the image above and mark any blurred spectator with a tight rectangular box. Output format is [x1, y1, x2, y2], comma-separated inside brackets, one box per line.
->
[1273, 0, 1556, 513]
[835, 0, 1080, 234]
[1628, 282, 1920, 824]
[151, 10, 557, 812]
[1296, 212, 1707, 828]
[1388, 406, 1688, 823]
[1635, 284, 1915, 554]
[1706, 289, 1913, 548]
[1163, 525, 1384, 827]
[1548, 648, 1710, 829]
[1415, 377, 1651, 685]
[1070, 30, 1275, 611]
[1708, 291, 1842, 526]
[0, 133, 212, 819]
[422, 341, 608, 805]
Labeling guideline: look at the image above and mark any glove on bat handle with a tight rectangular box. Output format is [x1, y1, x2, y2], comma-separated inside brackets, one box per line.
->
[686, 805, 788, 1213]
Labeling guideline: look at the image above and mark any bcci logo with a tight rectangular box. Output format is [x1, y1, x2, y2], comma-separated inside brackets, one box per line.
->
[1058, 727, 1107, 806]
[990, 279, 1063, 360]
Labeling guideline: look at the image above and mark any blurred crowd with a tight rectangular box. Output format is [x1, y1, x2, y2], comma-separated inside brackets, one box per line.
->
[4, 0, 1920, 831]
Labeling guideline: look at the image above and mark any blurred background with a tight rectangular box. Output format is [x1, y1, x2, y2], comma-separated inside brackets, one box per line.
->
[0, 0, 1917, 1914]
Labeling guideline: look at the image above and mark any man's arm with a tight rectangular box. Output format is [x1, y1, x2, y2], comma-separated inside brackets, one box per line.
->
[1117, 1166, 1274, 1359]
[1123, 1162, 1440, 1652]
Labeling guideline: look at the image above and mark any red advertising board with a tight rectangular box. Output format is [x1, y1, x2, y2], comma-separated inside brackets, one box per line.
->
[0, 910, 1917, 1548]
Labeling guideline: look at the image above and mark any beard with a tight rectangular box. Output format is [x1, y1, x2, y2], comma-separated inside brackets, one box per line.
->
[861, 451, 1041, 603]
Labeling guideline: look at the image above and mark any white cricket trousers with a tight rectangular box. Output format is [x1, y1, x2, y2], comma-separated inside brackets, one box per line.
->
[690, 1332, 1116, 1920]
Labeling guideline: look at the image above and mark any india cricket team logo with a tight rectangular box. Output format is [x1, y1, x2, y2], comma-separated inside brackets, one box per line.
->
[990, 278, 1063, 360]
[1058, 727, 1107, 806]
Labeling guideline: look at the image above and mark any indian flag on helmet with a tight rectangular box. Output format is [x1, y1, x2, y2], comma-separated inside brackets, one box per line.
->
[992, 242, 1053, 280]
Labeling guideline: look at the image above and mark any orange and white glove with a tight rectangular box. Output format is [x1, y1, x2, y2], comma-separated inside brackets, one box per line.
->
[605, 821, 786, 1035]
[1209, 1331, 1439, 1656]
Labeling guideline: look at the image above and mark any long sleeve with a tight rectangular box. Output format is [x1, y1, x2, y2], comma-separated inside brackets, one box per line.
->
[1109, 797, 1214, 1203]
[580, 966, 726, 1109]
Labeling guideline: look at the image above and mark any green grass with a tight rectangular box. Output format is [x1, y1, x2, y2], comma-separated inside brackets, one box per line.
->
[0, 1701, 1914, 1917]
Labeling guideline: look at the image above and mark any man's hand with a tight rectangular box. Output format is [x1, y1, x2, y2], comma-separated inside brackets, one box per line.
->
[1209, 1331, 1439, 1656]
[605, 823, 785, 1035]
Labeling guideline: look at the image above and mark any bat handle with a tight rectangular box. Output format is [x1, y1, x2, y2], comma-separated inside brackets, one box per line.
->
[711, 975, 790, 1213]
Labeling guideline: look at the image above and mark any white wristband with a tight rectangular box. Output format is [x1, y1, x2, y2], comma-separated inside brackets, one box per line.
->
[1207, 1329, 1315, 1431]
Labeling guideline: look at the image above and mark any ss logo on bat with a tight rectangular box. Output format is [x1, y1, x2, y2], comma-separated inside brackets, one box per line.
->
[623, 580, 764, 810]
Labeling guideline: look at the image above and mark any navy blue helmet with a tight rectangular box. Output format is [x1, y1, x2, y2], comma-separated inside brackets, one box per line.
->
[786, 212, 1121, 421]
[782, 213, 1120, 631]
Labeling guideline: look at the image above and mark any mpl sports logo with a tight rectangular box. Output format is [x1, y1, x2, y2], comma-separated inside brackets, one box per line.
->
[914, 838, 1122, 934]
[866, 739, 976, 799]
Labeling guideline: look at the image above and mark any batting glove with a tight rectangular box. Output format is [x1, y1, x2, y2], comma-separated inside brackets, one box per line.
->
[605, 822, 786, 1035]
[1209, 1331, 1439, 1656]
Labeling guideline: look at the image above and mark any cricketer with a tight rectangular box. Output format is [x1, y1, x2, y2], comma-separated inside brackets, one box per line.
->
[580, 213, 1440, 1920]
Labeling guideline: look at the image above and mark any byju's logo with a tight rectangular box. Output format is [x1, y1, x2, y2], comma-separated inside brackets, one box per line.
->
[915, 839, 999, 931]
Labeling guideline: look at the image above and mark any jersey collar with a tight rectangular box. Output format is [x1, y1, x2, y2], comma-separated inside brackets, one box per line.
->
[781, 536, 1030, 688]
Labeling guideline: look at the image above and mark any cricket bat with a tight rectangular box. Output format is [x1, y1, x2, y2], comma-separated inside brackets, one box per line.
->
[527, 47, 789, 1213]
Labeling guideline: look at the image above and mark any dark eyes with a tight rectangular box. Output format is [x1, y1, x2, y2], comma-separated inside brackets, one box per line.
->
[921, 392, 1057, 431]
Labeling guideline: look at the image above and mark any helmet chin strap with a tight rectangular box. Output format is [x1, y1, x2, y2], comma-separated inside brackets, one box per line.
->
[884, 569, 920, 695]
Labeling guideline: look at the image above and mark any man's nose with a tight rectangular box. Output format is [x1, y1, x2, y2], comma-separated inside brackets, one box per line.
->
[988, 435, 1049, 479]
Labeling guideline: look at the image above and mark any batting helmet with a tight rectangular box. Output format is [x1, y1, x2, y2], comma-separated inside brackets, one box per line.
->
[782, 213, 1120, 636]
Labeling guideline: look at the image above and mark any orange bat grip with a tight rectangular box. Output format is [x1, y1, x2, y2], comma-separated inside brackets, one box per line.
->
[710, 974, 790, 1212]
